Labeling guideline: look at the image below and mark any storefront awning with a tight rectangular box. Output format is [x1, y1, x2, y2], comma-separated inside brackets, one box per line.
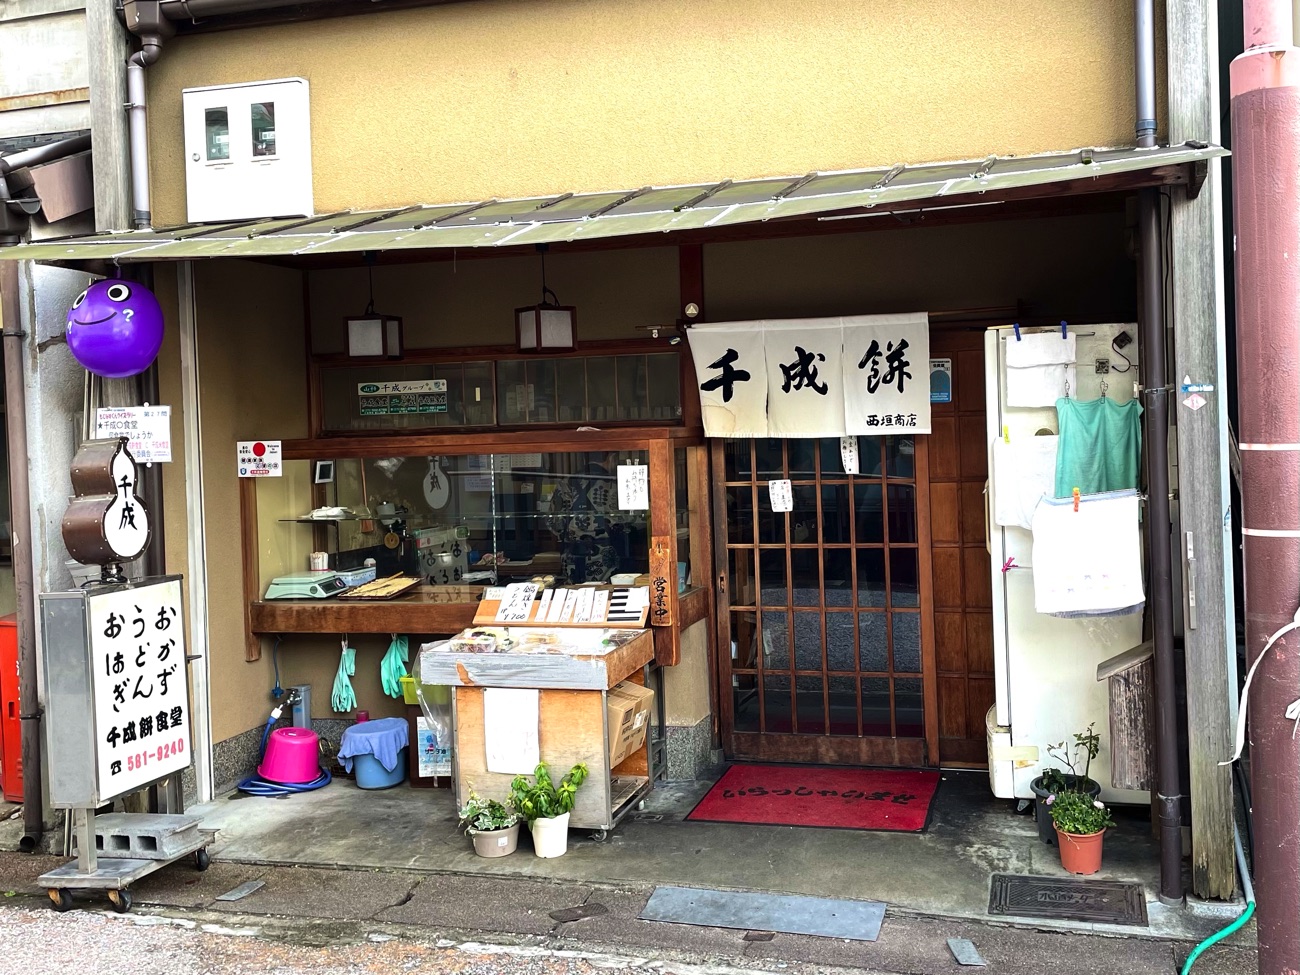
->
[0, 142, 1225, 265]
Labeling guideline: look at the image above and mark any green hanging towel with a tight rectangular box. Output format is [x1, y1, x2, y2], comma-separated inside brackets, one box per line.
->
[1054, 397, 1143, 498]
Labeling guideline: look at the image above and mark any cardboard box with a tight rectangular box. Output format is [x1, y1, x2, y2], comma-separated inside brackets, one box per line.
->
[607, 680, 655, 768]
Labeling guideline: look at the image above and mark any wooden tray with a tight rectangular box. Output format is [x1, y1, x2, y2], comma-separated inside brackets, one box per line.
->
[337, 574, 422, 600]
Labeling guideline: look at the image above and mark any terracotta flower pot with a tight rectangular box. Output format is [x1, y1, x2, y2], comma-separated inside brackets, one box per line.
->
[1055, 826, 1105, 875]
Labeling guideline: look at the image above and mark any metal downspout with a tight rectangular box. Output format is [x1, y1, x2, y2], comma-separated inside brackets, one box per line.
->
[1135, 0, 1184, 906]
[126, 41, 162, 229]
[1229, 0, 1300, 969]
[0, 262, 42, 852]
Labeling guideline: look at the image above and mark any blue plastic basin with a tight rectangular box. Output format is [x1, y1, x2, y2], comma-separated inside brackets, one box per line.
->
[353, 748, 408, 789]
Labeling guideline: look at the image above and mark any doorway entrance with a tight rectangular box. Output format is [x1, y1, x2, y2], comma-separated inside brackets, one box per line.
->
[713, 436, 936, 765]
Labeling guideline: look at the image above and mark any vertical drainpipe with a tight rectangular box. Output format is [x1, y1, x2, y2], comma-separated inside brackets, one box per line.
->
[1230, 0, 1300, 967]
[0, 261, 43, 852]
[1135, 0, 1184, 906]
[126, 39, 163, 230]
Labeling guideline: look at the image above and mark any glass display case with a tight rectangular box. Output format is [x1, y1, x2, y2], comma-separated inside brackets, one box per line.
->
[243, 433, 709, 669]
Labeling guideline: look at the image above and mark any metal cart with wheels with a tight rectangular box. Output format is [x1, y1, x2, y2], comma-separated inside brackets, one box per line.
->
[38, 578, 211, 913]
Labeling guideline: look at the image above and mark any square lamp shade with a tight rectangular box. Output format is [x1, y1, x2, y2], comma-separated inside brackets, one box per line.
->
[346, 314, 403, 358]
[516, 303, 575, 352]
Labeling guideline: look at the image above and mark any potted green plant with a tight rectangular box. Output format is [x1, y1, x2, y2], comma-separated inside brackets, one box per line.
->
[457, 792, 521, 858]
[509, 761, 589, 858]
[1030, 723, 1103, 846]
[1045, 790, 1115, 874]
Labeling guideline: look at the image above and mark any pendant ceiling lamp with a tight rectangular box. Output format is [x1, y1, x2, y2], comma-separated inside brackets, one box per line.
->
[516, 245, 575, 352]
[345, 252, 403, 359]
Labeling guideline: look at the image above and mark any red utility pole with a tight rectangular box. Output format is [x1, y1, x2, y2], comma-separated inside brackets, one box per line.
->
[1230, 2, 1300, 972]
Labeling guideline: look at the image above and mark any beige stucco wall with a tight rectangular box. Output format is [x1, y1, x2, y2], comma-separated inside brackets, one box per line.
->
[308, 246, 678, 352]
[664, 620, 711, 727]
[144, 0, 1164, 228]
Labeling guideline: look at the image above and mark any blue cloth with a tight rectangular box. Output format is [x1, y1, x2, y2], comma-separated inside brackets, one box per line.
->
[338, 716, 409, 773]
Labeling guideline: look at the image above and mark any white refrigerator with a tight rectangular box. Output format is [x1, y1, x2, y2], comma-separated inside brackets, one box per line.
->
[983, 323, 1148, 805]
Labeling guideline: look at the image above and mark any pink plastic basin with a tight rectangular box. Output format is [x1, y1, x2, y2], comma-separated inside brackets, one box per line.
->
[258, 727, 322, 784]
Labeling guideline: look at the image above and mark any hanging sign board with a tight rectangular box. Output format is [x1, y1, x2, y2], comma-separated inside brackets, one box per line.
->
[237, 440, 282, 477]
[689, 313, 930, 437]
[94, 406, 173, 464]
[358, 379, 448, 416]
[90, 578, 189, 801]
[649, 536, 675, 627]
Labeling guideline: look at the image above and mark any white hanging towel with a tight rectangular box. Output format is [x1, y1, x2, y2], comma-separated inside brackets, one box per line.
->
[1005, 333, 1077, 407]
[992, 435, 1059, 530]
[1030, 489, 1144, 616]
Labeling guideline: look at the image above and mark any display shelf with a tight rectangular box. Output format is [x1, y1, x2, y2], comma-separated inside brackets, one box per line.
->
[250, 585, 483, 635]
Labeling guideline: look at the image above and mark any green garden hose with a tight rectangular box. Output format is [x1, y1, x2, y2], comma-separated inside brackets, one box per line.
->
[332, 639, 357, 713]
[1179, 828, 1255, 975]
[381, 633, 409, 698]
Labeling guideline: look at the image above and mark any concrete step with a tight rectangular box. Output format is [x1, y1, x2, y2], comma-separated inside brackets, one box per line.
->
[73, 813, 203, 861]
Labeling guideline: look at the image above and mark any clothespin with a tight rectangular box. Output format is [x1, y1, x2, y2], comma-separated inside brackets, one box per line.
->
[1072, 487, 1080, 512]
[1003, 425, 1010, 444]
[1060, 320, 1069, 340]
[1001, 557, 1018, 573]
[1013, 322, 1021, 342]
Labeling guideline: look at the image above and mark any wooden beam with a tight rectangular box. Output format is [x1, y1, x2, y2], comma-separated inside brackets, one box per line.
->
[1167, 0, 1237, 900]
[85, 0, 132, 231]
[239, 477, 262, 662]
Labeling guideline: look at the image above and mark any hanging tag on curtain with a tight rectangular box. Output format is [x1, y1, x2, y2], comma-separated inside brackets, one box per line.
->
[839, 436, 859, 475]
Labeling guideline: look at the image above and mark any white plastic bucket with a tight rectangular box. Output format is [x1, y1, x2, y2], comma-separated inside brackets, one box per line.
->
[529, 812, 570, 858]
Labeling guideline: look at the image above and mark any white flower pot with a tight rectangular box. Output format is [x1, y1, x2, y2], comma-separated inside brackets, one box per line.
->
[529, 812, 571, 858]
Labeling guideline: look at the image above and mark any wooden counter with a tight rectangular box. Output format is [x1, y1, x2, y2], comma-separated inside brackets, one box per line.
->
[249, 585, 483, 635]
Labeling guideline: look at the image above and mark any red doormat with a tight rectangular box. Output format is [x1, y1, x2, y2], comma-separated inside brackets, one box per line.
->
[687, 764, 941, 832]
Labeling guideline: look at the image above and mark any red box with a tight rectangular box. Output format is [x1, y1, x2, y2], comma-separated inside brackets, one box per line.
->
[0, 615, 21, 802]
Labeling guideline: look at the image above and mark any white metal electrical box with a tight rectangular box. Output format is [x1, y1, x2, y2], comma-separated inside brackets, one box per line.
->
[182, 78, 312, 223]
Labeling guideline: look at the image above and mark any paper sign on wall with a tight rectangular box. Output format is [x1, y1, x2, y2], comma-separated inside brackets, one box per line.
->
[768, 479, 793, 513]
[484, 688, 540, 775]
[617, 464, 650, 510]
[930, 358, 953, 404]
[95, 406, 173, 464]
[237, 440, 282, 477]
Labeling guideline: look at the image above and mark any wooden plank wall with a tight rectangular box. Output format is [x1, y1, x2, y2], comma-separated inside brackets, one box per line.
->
[928, 330, 995, 766]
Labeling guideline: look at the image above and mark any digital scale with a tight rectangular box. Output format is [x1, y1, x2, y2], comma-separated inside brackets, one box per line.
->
[264, 572, 349, 600]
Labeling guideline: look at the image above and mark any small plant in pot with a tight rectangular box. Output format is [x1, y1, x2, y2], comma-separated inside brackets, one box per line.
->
[457, 792, 521, 858]
[509, 761, 588, 859]
[1030, 723, 1103, 846]
[1046, 790, 1115, 875]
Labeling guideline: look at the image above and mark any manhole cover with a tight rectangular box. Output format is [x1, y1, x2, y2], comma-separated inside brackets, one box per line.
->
[988, 874, 1148, 926]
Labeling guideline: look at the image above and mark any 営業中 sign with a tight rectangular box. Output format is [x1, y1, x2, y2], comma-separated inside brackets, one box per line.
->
[95, 405, 173, 463]
[237, 440, 282, 477]
[89, 578, 189, 800]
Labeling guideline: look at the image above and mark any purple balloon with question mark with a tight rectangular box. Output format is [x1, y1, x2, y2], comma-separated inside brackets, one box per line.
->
[65, 279, 165, 379]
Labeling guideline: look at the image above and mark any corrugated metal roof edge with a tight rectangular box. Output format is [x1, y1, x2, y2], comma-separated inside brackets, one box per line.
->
[0, 142, 1226, 264]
